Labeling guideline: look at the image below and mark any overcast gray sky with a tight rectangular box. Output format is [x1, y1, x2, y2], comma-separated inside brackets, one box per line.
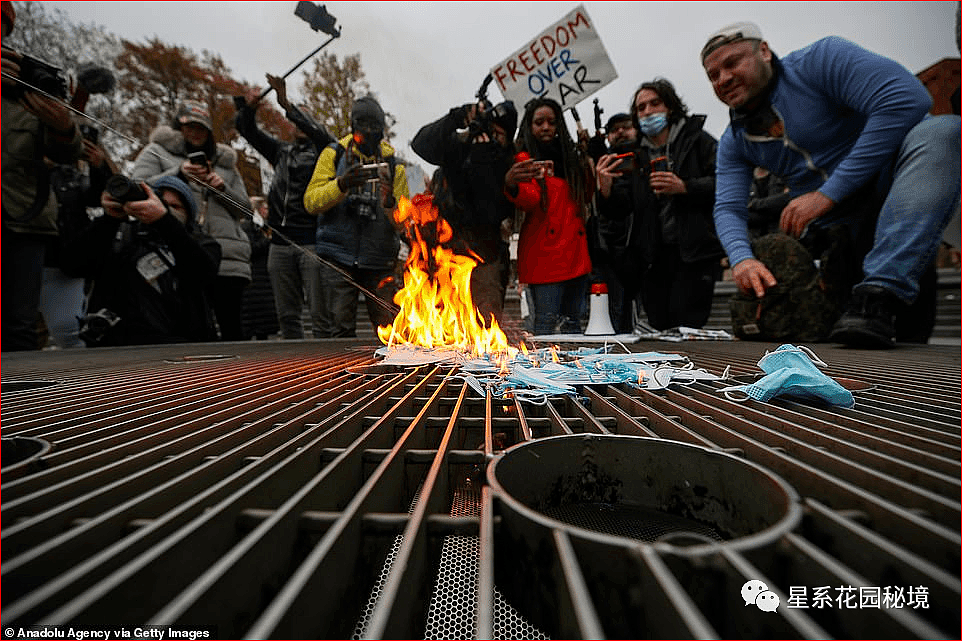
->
[51, 1, 960, 176]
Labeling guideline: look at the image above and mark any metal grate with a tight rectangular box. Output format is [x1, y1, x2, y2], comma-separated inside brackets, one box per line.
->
[1, 339, 959, 639]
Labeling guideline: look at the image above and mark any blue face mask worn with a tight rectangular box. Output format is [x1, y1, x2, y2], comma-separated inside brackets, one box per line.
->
[638, 113, 668, 137]
[719, 344, 855, 408]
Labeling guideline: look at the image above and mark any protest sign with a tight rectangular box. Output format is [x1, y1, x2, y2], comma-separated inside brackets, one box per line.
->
[490, 4, 617, 109]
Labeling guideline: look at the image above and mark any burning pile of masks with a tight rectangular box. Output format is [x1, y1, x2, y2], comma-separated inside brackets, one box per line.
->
[375, 343, 725, 404]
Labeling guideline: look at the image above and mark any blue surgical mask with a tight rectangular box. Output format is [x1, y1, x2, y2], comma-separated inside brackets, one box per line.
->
[719, 344, 855, 408]
[638, 113, 668, 137]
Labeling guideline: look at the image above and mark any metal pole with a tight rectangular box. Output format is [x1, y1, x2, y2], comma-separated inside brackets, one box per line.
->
[255, 32, 340, 102]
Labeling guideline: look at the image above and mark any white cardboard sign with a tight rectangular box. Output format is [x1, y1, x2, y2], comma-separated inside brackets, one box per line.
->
[490, 4, 618, 109]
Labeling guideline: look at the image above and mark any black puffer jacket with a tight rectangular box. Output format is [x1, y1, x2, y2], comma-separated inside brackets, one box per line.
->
[411, 106, 515, 264]
[63, 214, 222, 346]
[235, 104, 334, 246]
[600, 115, 723, 268]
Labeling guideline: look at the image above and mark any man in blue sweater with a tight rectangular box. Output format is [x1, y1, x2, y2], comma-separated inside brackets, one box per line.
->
[703, 22, 961, 347]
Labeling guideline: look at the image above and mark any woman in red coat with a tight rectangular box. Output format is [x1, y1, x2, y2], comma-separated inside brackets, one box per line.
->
[505, 98, 593, 334]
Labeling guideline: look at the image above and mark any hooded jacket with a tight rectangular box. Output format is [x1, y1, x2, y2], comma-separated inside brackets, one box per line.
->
[600, 114, 723, 267]
[303, 135, 408, 270]
[235, 104, 334, 246]
[132, 125, 252, 281]
[63, 210, 221, 346]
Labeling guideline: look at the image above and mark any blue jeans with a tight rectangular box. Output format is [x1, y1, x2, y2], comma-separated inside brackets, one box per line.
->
[268, 243, 324, 339]
[529, 275, 588, 334]
[861, 115, 961, 303]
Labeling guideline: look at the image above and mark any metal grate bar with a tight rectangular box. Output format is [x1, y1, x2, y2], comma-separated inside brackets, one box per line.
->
[243, 368, 454, 639]
[4, 369, 420, 626]
[2, 341, 958, 639]
[801, 498, 961, 631]
[778, 532, 945, 638]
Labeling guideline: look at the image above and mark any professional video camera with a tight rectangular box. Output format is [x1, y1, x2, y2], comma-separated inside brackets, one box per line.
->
[1, 47, 68, 100]
[465, 73, 514, 140]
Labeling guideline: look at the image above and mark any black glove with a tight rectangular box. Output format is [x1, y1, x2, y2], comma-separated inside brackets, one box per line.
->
[337, 164, 368, 192]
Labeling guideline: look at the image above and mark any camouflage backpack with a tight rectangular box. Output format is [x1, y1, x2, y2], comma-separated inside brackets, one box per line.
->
[729, 233, 845, 342]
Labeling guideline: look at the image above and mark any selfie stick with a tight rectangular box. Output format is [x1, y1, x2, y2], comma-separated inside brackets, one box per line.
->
[236, 2, 342, 107]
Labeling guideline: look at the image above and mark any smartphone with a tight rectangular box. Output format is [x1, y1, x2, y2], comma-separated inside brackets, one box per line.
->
[614, 152, 635, 174]
[532, 160, 554, 178]
[650, 155, 670, 173]
[187, 151, 208, 166]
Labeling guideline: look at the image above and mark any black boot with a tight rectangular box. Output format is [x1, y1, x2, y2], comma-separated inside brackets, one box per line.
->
[828, 284, 898, 348]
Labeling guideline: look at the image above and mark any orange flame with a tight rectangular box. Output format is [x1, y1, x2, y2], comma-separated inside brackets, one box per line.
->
[378, 194, 510, 355]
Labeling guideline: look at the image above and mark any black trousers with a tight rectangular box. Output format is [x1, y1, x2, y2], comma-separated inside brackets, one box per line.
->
[209, 275, 248, 341]
[2, 232, 47, 351]
[640, 245, 719, 331]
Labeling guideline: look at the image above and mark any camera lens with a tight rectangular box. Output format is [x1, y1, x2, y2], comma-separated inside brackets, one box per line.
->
[105, 175, 148, 203]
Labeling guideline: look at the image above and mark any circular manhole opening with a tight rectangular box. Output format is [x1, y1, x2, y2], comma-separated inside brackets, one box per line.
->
[1, 380, 60, 393]
[2, 436, 52, 468]
[488, 434, 801, 551]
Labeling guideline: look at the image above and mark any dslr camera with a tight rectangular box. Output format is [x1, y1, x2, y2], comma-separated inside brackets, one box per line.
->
[79, 123, 100, 145]
[347, 192, 380, 221]
[2, 47, 68, 100]
[359, 162, 388, 182]
[105, 175, 149, 204]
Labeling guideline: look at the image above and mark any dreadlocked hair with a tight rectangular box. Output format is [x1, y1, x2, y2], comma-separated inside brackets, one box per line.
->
[515, 97, 592, 213]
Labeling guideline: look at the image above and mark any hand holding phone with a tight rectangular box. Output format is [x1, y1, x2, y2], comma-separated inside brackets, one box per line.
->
[614, 152, 635, 174]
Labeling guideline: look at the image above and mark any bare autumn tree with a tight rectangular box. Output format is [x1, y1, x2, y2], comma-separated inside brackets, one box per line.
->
[113, 38, 204, 150]
[298, 51, 396, 143]
[112, 38, 299, 195]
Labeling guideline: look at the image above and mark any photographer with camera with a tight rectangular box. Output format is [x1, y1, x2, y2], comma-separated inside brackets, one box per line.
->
[303, 95, 408, 338]
[596, 78, 723, 331]
[61, 175, 221, 346]
[132, 99, 251, 341]
[1, 0, 83, 351]
[411, 93, 518, 326]
[235, 73, 334, 339]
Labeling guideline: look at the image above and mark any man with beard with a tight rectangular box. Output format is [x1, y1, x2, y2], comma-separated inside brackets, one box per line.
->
[411, 99, 518, 326]
[703, 21, 961, 347]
